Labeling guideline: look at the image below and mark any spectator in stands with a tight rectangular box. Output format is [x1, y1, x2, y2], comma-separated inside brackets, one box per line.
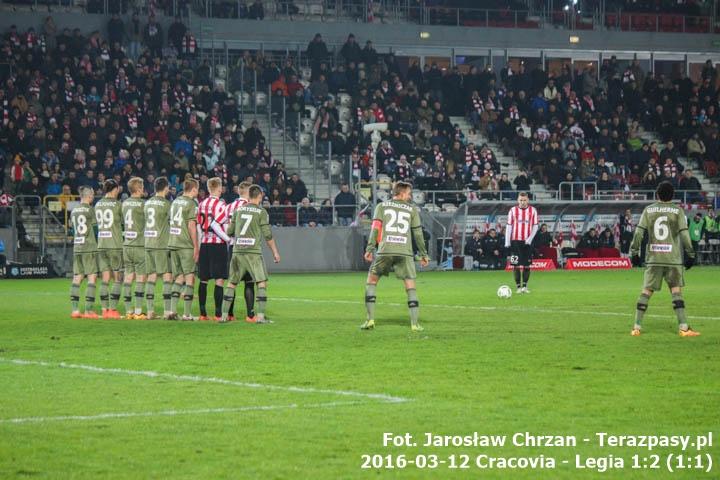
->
[464, 230, 483, 264]
[248, 0, 265, 20]
[168, 16, 187, 54]
[340, 34, 362, 66]
[578, 228, 601, 249]
[703, 209, 718, 240]
[143, 16, 163, 58]
[513, 170, 531, 191]
[298, 197, 318, 227]
[689, 212, 704, 253]
[334, 184, 356, 226]
[679, 170, 702, 202]
[481, 228, 503, 268]
[317, 199, 334, 226]
[600, 228, 615, 248]
[532, 223, 553, 248]
[306, 33, 329, 74]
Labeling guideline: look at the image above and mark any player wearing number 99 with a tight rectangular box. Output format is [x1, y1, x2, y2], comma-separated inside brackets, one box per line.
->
[362, 181, 429, 332]
[69, 186, 99, 319]
[95, 180, 124, 319]
[629, 182, 699, 337]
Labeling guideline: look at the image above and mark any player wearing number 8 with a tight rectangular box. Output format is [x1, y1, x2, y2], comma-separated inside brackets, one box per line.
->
[362, 181, 429, 332]
[629, 182, 699, 337]
[95, 180, 124, 319]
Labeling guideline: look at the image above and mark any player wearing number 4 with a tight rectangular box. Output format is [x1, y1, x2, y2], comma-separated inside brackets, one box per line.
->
[168, 178, 201, 321]
[69, 186, 99, 319]
[363, 181, 429, 332]
[95, 180, 124, 319]
[220, 185, 281, 324]
[121, 178, 147, 319]
[630, 182, 699, 337]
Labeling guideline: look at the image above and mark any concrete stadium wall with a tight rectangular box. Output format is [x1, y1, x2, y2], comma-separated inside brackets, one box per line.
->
[1, 12, 718, 55]
[262, 226, 366, 273]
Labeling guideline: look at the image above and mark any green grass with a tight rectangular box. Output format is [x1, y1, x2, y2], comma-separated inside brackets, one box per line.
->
[0, 269, 718, 479]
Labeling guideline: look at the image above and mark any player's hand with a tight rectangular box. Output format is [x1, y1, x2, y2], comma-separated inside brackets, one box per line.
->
[364, 251, 374, 263]
[684, 256, 695, 270]
[273, 251, 281, 263]
[193, 247, 200, 263]
[419, 256, 429, 268]
[631, 254, 641, 267]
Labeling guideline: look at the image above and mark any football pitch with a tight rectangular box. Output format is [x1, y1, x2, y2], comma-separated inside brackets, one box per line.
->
[1, 268, 718, 479]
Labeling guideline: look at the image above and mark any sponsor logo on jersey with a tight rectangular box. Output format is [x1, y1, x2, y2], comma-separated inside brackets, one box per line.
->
[124, 231, 138, 239]
[74, 236, 85, 244]
[98, 231, 112, 238]
[144, 230, 158, 238]
[236, 238, 256, 246]
[386, 235, 408, 244]
[649, 243, 672, 253]
[169, 227, 181, 235]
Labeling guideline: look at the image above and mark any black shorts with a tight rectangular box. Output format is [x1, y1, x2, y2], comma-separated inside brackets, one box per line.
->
[509, 241, 532, 267]
[198, 243, 229, 281]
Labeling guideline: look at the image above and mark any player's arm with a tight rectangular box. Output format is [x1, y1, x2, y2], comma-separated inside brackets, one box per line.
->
[208, 204, 230, 242]
[365, 205, 382, 258]
[525, 209, 539, 245]
[505, 213, 513, 248]
[411, 208, 429, 265]
[262, 210, 280, 262]
[188, 207, 199, 261]
[629, 210, 648, 258]
[678, 212, 695, 259]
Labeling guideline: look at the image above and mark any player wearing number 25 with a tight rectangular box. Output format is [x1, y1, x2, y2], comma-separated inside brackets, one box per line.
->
[362, 181, 429, 332]
[629, 181, 699, 337]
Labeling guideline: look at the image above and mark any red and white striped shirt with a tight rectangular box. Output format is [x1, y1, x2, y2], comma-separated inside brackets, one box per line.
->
[225, 196, 249, 225]
[507, 205, 538, 242]
[197, 196, 228, 244]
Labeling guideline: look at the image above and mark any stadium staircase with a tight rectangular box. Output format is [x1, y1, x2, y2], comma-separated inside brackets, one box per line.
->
[16, 206, 71, 275]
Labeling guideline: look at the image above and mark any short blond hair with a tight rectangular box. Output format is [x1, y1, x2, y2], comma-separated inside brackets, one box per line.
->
[237, 181, 252, 196]
[207, 177, 222, 192]
[128, 177, 144, 194]
[393, 181, 412, 196]
[183, 178, 199, 193]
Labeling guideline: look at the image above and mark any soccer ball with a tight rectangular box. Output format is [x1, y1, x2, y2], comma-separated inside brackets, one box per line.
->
[497, 285, 513, 299]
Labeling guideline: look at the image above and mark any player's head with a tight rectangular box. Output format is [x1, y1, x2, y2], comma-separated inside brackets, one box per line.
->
[237, 181, 252, 199]
[656, 181, 674, 202]
[183, 178, 199, 198]
[127, 177, 144, 197]
[392, 181, 412, 201]
[79, 186, 94, 203]
[518, 192, 529, 208]
[248, 184, 263, 205]
[207, 177, 223, 196]
[103, 179, 120, 198]
[154, 176, 169, 196]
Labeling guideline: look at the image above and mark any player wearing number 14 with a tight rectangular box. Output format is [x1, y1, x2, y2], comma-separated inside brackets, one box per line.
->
[167, 179, 200, 321]
[629, 182, 699, 337]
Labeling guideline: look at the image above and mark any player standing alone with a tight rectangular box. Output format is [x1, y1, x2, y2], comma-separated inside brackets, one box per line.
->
[505, 192, 538, 294]
[363, 181, 429, 332]
[224, 181, 257, 322]
[69, 186, 99, 319]
[168, 179, 200, 321]
[220, 185, 280, 324]
[629, 182, 699, 337]
[197, 177, 232, 321]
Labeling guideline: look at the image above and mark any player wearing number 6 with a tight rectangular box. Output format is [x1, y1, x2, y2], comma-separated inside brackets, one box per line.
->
[362, 181, 429, 332]
[95, 180, 124, 319]
[629, 182, 699, 337]
[69, 186, 99, 319]
[220, 185, 280, 324]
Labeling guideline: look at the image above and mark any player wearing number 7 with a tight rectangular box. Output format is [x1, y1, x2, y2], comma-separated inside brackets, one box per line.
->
[629, 182, 699, 337]
[362, 181, 429, 332]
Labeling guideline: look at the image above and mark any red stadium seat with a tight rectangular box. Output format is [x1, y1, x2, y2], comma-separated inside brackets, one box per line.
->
[536, 246, 559, 267]
[598, 248, 621, 258]
[704, 161, 718, 178]
[577, 248, 600, 258]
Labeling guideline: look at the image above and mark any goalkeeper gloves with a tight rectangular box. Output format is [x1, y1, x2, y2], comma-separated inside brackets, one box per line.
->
[684, 256, 695, 270]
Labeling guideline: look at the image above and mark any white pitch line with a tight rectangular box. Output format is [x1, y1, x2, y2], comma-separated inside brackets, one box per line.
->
[0, 401, 366, 425]
[0, 358, 409, 404]
[273, 297, 720, 321]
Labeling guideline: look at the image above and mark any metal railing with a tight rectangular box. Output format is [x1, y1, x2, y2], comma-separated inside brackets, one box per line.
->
[265, 203, 356, 227]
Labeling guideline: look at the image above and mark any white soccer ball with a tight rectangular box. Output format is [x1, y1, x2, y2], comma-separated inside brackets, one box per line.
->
[497, 285, 513, 299]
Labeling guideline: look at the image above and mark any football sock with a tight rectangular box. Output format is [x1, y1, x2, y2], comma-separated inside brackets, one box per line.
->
[213, 284, 224, 317]
[70, 283, 80, 311]
[522, 268, 530, 287]
[162, 281, 173, 312]
[513, 269, 521, 288]
[100, 281, 109, 309]
[170, 282, 182, 313]
[407, 288, 420, 327]
[183, 284, 194, 316]
[257, 287, 267, 318]
[198, 281, 208, 316]
[123, 282, 133, 313]
[110, 282, 122, 310]
[134, 287, 144, 314]
[671, 293, 688, 330]
[244, 281, 255, 317]
[364, 284, 376, 320]
[85, 283, 96, 311]
[145, 281, 155, 314]
[634, 293, 650, 326]
[221, 286, 236, 321]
